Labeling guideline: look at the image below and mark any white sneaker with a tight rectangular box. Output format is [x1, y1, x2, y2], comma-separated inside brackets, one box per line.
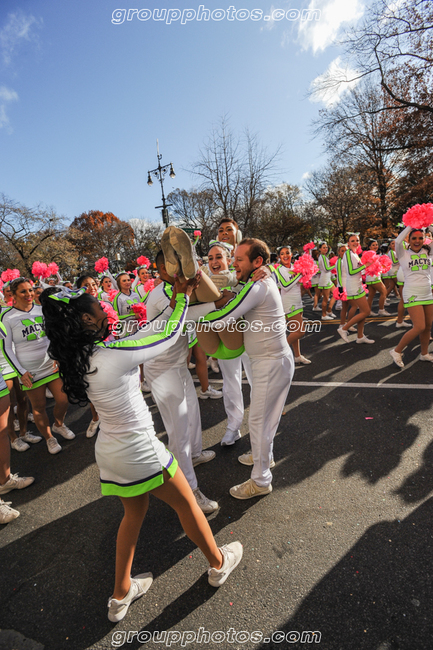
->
[294, 355, 311, 364]
[390, 348, 404, 368]
[420, 353, 433, 362]
[208, 358, 220, 373]
[337, 326, 350, 343]
[45, 388, 54, 399]
[378, 309, 391, 316]
[335, 301, 342, 310]
[385, 299, 391, 305]
[356, 336, 375, 344]
[396, 321, 411, 328]
[13, 419, 19, 432]
[322, 315, 334, 321]
[192, 450, 216, 467]
[52, 423, 75, 440]
[46, 437, 62, 454]
[20, 432, 42, 444]
[348, 326, 357, 332]
[28, 412, 35, 423]
[86, 419, 100, 438]
[0, 499, 20, 524]
[208, 542, 243, 587]
[312, 306, 321, 311]
[187, 362, 196, 369]
[326, 312, 336, 319]
[193, 487, 219, 514]
[221, 429, 241, 446]
[141, 379, 151, 394]
[369, 311, 378, 317]
[11, 438, 30, 452]
[198, 385, 223, 399]
[238, 451, 276, 469]
[0, 473, 34, 495]
[107, 573, 153, 622]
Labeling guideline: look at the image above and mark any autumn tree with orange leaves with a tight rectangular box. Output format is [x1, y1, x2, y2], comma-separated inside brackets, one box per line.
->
[67, 211, 135, 268]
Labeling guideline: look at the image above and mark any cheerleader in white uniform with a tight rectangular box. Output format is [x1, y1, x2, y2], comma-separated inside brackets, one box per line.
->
[384, 240, 401, 300]
[40, 282, 242, 621]
[274, 246, 310, 364]
[111, 272, 141, 336]
[365, 240, 390, 316]
[337, 234, 375, 344]
[390, 226, 433, 367]
[317, 242, 336, 320]
[0, 278, 74, 454]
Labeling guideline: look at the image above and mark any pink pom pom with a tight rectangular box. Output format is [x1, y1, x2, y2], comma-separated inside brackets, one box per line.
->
[332, 286, 341, 300]
[402, 203, 433, 229]
[133, 269, 137, 276]
[132, 302, 147, 325]
[293, 254, 319, 283]
[0, 279, 3, 291]
[142, 279, 155, 293]
[302, 279, 312, 289]
[47, 262, 59, 276]
[361, 250, 376, 265]
[2, 269, 21, 282]
[362, 283, 369, 295]
[95, 257, 109, 273]
[361, 250, 383, 277]
[108, 289, 118, 302]
[137, 256, 150, 268]
[193, 230, 202, 237]
[356, 245, 362, 255]
[379, 255, 392, 273]
[303, 242, 315, 252]
[101, 301, 119, 327]
[425, 237, 432, 245]
[329, 256, 338, 274]
[31, 261, 48, 278]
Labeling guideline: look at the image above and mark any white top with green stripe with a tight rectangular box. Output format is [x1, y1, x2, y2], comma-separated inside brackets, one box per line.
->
[200, 277, 290, 359]
[341, 251, 366, 297]
[0, 305, 53, 379]
[396, 225, 433, 299]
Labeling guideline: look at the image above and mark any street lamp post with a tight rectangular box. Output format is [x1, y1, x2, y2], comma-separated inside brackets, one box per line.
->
[147, 139, 176, 226]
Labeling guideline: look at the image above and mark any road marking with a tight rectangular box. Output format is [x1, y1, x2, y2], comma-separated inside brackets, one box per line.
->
[193, 378, 432, 389]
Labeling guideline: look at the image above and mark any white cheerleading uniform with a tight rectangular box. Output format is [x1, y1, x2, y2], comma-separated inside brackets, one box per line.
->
[341, 250, 366, 300]
[198, 277, 294, 487]
[89, 294, 189, 496]
[395, 226, 433, 308]
[134, 283, 152, 303]
[0, 308, 17, 380]
[318, 254, 335, 290]
[144, 282, 214, 490]
[0, 305, 59, 390]
[272, 264, 303, 317]
[386, 250, 399, 278]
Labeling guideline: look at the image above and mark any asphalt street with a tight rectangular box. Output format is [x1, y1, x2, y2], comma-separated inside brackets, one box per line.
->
[1, 296, 433, 650]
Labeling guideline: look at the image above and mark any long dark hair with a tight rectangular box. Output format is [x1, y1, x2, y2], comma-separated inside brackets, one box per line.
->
[40, 288, 103, 406]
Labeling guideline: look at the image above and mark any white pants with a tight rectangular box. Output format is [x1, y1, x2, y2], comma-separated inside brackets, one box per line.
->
[249, 353, 294, 487]
[219, 352, 252, 432]
[144, 364, 202, 490]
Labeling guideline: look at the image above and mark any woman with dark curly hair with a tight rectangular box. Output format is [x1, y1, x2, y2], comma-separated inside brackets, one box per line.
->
[39, 281, 242, 622]
[0, 277, 74, 454]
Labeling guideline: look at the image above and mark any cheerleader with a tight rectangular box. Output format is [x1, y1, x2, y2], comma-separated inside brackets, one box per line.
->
[390, 226, 433, 368]
[111, 272, 141, 335]
[383, 240, 400, 300]
[311, 249, 322, 311]
[40, 282, 242, 621]
[317, 242, 336, 320]
[395, 266, 411, 328]
[275, 246, 310, 364]
[98, 275, 113, 302]
[365, 240, 390, 316]
[337, 234, 375, 344]
[0, 278, 75, 454]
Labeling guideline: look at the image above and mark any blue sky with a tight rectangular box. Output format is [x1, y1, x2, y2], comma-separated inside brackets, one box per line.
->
[0, 0, 367, 225]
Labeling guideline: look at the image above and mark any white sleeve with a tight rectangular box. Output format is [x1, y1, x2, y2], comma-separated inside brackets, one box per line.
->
[107, 270, 119, 291]
[396, 226, 411, 259]
[0, 315, 26, 375]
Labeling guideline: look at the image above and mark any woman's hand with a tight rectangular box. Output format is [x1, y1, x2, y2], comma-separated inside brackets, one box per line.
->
[169, 273, 201, 308]
[252, 266, 271, 282]
[20, 371, 33, 389]
[215, 289, 235, 309]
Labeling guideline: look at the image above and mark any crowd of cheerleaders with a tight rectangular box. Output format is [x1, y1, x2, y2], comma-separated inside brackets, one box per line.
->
[0, 205, 433, 620]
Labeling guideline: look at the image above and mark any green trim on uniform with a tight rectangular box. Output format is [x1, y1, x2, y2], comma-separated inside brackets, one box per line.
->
[404, 299, 433, 309]
[100, 456, 178, 497]
[319, 254, 336, 273]
[365, 279, 381, 285]
[386, 274, 397, 279]
[336, 258, 343, 287]
[285, 307, 303, 318]
[346, 291, 366, 301]
[318, 281, 334, 290]
[345, 250, 366, 275]
[2, 370, 17, 380]
[201, 281, 254, 323]
[273, 265, 301, 289]
[208, 340, 245, 360]
[188, 335, 198, 349]
[0, 387, 9, 398]
[21, 371, 59, 391]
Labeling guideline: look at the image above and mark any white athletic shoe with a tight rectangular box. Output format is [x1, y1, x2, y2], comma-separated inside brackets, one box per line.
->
[369, 311, 378, 317]
[107, 573, 153, 623]
[419, 353, 433, 362]
[390, 348, 404, 368]
[199, 385, 223, 399]
[11, 438, 30, 452]
[221, 429, 241, 446]
[312, 306, 321, 312]
[187, 362, 196, 369]
[396, 321, 411, 328]
[378, 309, 391, 316]
[192, 450, 216, 467]
[238, 451, 275, 469]
[229, 478, 272, 500]
[208, 358, 220, 374]
[208, 542, 243, 587]
[0, 473, 34, 495]
[86, 419, 100, 438]
[348, 326, 357, 332]
[326, 312, 336, 319]
[337, 326, 350, 343]
[20, 432, 42, 444]
[294, 355, 311, 364]
[322, 315, 334, 321]
[356, 336, 375, 344]
[52, 423, 75, 439]
[385, 299, 391, 306]
[141, 380, 151, 394]
[0, 499, 20, 524]
[193, 488, 219, 514]
[46, 437, 62, 454]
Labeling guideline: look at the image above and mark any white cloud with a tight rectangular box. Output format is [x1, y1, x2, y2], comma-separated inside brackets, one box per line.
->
[0, 85, 18, 130]
[310, 56, 361, 107]
[302, 171, 312, 180]
[298, 0, 365, 54]
[0, 10, 42, 66]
